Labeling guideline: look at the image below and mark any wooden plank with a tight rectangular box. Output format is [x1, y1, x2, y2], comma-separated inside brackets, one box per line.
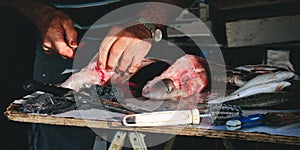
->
[4, 103, 300, 146]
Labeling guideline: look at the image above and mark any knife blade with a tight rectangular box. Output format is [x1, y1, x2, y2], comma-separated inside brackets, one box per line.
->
[22, 80, 73, 97]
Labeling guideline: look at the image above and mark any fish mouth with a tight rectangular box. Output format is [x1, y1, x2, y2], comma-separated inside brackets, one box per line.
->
[142, 86, 164, 100]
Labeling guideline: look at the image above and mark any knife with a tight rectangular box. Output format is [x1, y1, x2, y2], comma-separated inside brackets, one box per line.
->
[22, 80, 73, 96]
[122, 104, 242, 127]
[122, 109, 201, 126]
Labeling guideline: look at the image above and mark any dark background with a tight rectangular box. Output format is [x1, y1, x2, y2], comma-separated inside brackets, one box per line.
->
[0, 4, 36, 149]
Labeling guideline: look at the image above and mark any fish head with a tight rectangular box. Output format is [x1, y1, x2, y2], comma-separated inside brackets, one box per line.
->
[142, 78, 183, 100]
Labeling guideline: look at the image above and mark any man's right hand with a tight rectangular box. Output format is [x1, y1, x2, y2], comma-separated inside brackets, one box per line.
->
[41, 11, 78, 59]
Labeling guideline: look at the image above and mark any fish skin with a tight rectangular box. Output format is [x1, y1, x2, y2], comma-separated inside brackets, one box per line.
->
[142, 54, 208, 100]
[224, 92, 300, 110]
[128, 60, 171, 97]
[234, 64, 290, 74]
[223, 69, 258, 87]
[207, 81, 291, 104]
[231, 71, 296, 95]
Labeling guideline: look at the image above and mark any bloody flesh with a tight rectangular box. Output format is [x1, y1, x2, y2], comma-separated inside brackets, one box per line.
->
[142, 54, 208, 100]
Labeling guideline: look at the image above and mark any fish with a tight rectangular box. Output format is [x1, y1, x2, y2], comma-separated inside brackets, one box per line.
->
[231, 71, 296, 95]
[141, 54, 263, 100]
[223, 69, 258, 87]
[128, 59, 170, 97]
[234, 64, 291, 74]
[60, 61, 114, 91]
[207, 81, 291, 104]
[142, 54, 209, 100]
[224, 92, 300, 110]
[60, 57, 170, 92]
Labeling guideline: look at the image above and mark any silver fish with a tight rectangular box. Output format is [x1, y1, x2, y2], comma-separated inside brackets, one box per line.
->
[223, 69, 258, 87]
[142, 77, 205, 100]
[207, 81, 291, 104]
[234, 64, 290, 74]
[231, 71, 296, 95]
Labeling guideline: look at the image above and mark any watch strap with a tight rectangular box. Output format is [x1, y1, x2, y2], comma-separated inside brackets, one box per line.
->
[137, 18, 156, 31]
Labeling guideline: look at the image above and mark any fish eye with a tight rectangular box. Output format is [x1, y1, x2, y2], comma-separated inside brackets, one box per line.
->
[165, 85, 173, 93]
[162, 79, 174, 94]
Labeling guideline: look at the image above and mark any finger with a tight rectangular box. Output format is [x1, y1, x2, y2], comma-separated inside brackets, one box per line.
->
[106, 36, 132, 71]
[127, 41, 151, 73]
[55, 42, 75, 58]
[42, 41, 51, 52]
[117, 43, 135, 72]
[43, 37, 56, 55]
[51, 33, 75, 58]
[62, 19, 78, 48]
[98, 26, 123, 69]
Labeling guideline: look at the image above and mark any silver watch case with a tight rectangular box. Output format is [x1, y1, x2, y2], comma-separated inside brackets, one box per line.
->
[151, 28, 163, 42]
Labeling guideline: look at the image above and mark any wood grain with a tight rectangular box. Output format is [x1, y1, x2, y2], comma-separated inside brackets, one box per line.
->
[4, 103, 300, 146]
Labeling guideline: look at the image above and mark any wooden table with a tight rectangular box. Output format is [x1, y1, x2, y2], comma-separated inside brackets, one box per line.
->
[5, 102, 300, 147]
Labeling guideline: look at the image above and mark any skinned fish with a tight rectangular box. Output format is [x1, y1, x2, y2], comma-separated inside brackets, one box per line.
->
[207, 81, 291, 104]
[61, 57, 169, 92]
[142, 54, 209, 100]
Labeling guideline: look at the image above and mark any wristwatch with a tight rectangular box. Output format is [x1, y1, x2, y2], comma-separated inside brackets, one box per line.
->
[137, 18, 163, 42]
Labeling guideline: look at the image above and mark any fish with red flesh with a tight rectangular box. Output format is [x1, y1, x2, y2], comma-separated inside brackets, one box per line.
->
[142, 54, 209, 100]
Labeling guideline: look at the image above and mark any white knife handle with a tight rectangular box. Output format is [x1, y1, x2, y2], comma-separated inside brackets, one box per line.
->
[122, 109, 200, 127]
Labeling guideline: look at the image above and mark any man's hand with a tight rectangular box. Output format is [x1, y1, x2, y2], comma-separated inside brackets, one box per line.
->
[98, 24, 152, 74]
[41, 11, 78, 59]
[9, 0, 78, 59]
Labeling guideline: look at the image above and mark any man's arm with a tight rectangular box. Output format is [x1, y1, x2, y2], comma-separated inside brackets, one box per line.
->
[9, 0, 55, 34]
[98, 0, 195, 73]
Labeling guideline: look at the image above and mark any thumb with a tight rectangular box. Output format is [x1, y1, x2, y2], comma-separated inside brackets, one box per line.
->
[63, 20, 78, 49]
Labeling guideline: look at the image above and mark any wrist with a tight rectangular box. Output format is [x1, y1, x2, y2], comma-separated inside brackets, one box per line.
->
[36, 7, 57, 31]
[38, 8, 71, 36]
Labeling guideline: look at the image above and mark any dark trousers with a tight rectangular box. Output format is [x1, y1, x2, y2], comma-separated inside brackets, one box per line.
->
[31, 28, 102, 149]
[290, 49, 300, 75]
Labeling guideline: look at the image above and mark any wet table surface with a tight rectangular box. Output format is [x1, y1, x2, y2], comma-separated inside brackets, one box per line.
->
[5, 97, 300, 146]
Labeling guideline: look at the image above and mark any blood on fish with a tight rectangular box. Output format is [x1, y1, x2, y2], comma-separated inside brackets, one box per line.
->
[142, 54, 209, 100]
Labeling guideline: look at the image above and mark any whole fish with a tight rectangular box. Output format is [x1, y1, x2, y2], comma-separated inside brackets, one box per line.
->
[224, 92, 300, 110]
[142, 54, 209, 100]
[231, 71, 296, 95]
[234, 64, 290, 74]
[223, 69, 258, 87]
[207, 81, 291, 104]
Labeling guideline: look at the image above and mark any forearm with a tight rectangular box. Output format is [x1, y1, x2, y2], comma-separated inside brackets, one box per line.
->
[9, 0, 60, 33]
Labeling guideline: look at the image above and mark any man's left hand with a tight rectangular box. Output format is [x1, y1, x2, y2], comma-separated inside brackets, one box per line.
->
[98, 24, 152, 74]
